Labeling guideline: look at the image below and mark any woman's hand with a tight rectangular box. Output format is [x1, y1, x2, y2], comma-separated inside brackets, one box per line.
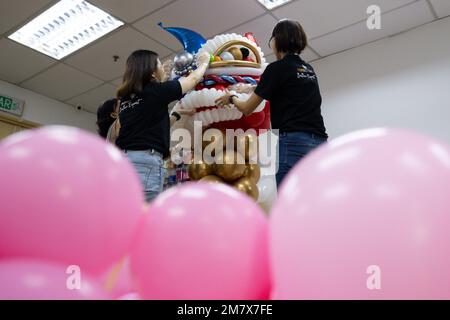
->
[196, 51, 211, 67]
[230, 83, 255, 94]
[178, 52, 210, 94]
[215, 90, 234, 108]
[216, 91, 264, 116]
[161, 59, 173, 82]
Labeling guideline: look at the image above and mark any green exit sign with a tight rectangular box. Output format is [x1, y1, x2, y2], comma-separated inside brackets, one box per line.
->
[0, 94, 24, 116]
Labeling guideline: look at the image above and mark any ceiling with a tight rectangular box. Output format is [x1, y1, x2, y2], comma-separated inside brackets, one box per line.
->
[0, 0, 449, 113]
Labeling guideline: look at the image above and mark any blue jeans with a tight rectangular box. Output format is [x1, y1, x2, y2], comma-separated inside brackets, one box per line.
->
[276, 131, 327, 187]
[125, 150, 164, 203]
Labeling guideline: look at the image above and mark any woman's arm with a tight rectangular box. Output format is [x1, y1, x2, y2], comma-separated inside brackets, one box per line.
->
[178, 52, 210, 94]
[169, 114, 178, 127]
[169, 108, 196, 127]
[215, 91, 264, 116]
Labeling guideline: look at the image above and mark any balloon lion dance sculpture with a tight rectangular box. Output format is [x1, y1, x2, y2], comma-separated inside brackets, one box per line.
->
[161, 23, 277, 208]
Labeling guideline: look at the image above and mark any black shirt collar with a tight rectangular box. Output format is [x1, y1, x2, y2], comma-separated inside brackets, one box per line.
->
[283, 53, 302, 62]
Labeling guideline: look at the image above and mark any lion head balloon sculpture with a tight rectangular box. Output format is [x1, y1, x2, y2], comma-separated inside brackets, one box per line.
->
[161, 23, 277, 209]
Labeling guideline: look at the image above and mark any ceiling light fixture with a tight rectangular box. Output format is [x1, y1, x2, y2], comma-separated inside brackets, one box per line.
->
[257, 0, 293, 10]
[8, 0, 124, 60]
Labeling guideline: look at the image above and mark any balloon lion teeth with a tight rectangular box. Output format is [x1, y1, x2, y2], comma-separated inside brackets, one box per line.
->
[174, 88, 267, 127]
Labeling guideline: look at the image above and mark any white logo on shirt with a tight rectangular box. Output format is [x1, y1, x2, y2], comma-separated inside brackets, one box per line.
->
[120, 98, 143, 113]
[297, 64, 317, 81]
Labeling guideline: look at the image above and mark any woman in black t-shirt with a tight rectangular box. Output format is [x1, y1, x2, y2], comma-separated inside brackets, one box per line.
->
[216, 20, 328, 187]
[116, 49, 210, 203]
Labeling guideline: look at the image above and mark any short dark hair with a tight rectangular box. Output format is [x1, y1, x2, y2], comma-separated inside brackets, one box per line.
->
[117, 50, 159, 99]
[96, 99, 117, 139]
[270, 19, 308, 54]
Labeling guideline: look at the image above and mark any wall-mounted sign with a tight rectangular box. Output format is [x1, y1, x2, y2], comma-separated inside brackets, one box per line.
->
[0, 94, 25, 116]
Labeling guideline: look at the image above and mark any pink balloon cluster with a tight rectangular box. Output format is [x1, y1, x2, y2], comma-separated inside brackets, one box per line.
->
[130, 183, 270, 300]
[0, 126, 143, 299]
[1, 126, 449, 300]
[0, 126, 270, 299]
[271, 128, 450, 299]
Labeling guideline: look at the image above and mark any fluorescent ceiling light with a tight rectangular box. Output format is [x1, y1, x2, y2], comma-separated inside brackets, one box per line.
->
[257, 0, 293, 10]
[8, 0, 124, 60]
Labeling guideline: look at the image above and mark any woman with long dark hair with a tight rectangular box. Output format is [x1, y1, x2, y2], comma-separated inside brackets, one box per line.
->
[216, 19, 328, 187]
[116, 49, 210, 202]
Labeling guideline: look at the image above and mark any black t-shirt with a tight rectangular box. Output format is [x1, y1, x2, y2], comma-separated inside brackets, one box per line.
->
[116, 80, 182, 157]
[255, 54, 327, 138]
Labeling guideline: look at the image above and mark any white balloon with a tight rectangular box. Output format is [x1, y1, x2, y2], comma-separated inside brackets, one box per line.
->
[204, 110, 213, 124]
[201, 88, 210, 106]
[220, 52, 234, 61]
[212, 38, 221, 50]
[211, 108, 220, 123]
[200, 112, 210, 126]
[234, 109, 243, 120]
[226, 109, 234, 121]
[217, 109, 226, 122]
[197, 91, 205, 107]
[209, 88, 218, 106]
[181, 93, 192, 109]
[188, 91, 197, 109]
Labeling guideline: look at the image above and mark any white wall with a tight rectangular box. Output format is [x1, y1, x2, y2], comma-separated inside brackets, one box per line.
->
[0, 80, 96, 132]
[312, 17, 450, 145]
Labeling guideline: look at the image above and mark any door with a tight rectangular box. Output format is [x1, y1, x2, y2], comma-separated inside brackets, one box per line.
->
[0, 112, 39, 141]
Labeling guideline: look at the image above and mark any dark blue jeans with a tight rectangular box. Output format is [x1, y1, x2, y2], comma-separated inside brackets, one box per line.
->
[276, 131, 327, 187]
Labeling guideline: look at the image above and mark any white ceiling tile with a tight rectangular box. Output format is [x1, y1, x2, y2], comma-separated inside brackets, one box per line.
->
[65, 27, 172, 81]
[309, 0, 435, 57]
[429, 0, 450, 18]
[133, 0, 265, 52]
[272, 0, 417, 39]
[67, 83, 117, 113]
[111, 77, 123, 86]
[89, 0, 174, 23]
[0, 38, 56, 84]
[21, 64, 103, 101]
[302, 46, 320, 62]
[227, 14, 278, 57]
[0, 0, 54, 35]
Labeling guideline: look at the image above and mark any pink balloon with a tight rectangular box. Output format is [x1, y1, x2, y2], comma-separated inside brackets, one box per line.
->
[117, 292, 141, 300]
[0, 259, 111, 300]
[101, 257, 135, 298]
[0, 126, 143, 275]
[271, 128, 450, 299]
[130, 183, 270, 300]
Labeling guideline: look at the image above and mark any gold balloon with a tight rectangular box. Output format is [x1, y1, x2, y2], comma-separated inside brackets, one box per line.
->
[233, 177, 259, 201]
[214, 150, 246, 182]
[200, 175, 224, 184]
[235, 132, 259, 161]
[244, 163, 261, 183]
[188, 160, 214, 181]
[228, 47, 243, 60]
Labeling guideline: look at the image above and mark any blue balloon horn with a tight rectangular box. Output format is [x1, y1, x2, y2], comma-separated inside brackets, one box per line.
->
[158, 22, 206, 54]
